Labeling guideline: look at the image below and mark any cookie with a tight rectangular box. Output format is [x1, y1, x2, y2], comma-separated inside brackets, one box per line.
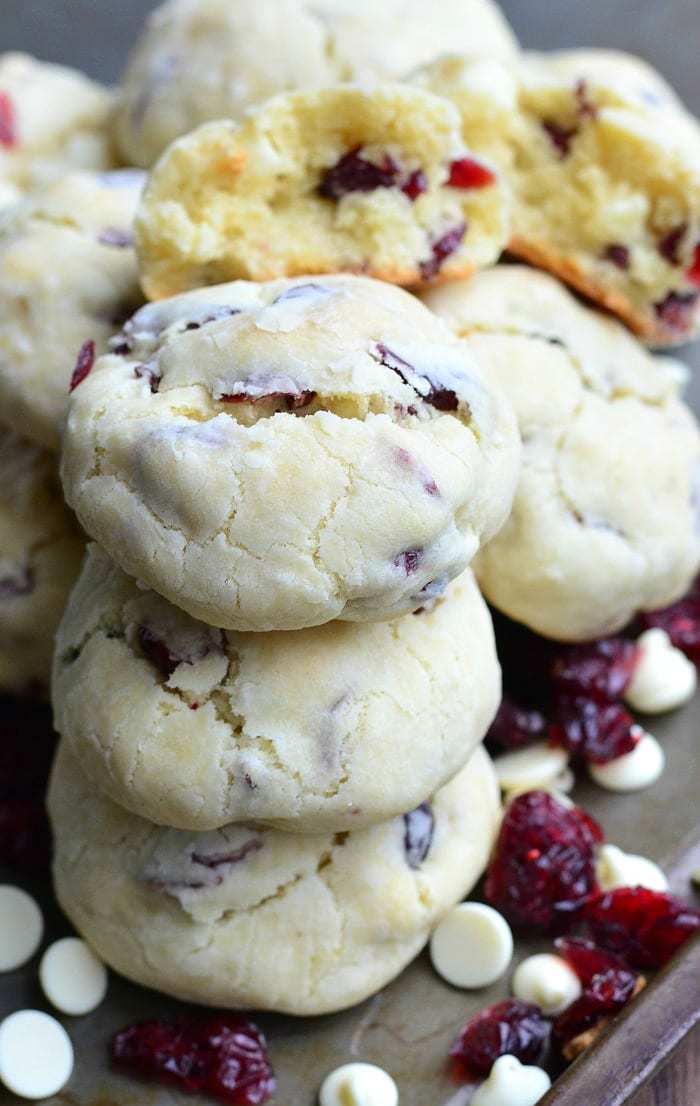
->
[413, 49, 700, 345]
[420, 266, 700, 640]
[49, 741, 500, 1015]
[61, 276, 520, 632]
[53, 545, 500, 831]
[0, 170, 145, 451]
[0, 430, 84, 696]
[0, 53, 114, 197]
[134, 84, 508, 297]
[114, 0, 518, 168]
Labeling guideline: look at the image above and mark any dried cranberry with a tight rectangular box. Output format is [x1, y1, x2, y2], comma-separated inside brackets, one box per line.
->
[134, 362, 162, 393]
[602, 244, 630, 270]
[551, 638, 639, 702]
[574, 80, 598, 120]
[373, 342, 459, 412]
[658, 225, 686, 265]
[484, 695, 549, 755]
[111, 1013, 275, 1105]
[638, 585, 700, 664]
[319, 147, 398, 200]
[220, 388, 316, 410]
[0, 695, 56, 801]
[403, 802, 434, 868]
[0, 800, 52, 879]
[654, 290, 699, 333]
[446, 158, 496, 189]
[583, 887, 700, 969]
[485, 791, 603, 931]
[551, 938, 640, 1056]
[685, 241, 700, 286]
[402, 169, 428, 201]
[0, 91, 17, 147]
[550, 697, 641, 764]
[70, 339, 96, 392]
[420, 222, 467, 280]
[449, 1000, 549, 1079]
[542, 121, 577, 157]
[137, 626, 182, 677]
[393, 549, 422, 576]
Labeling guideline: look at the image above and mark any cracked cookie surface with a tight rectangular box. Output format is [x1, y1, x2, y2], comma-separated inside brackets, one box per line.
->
[421, 266, 700, 640]
[53, 545, 500, 831]
[0, 170, 145, 450]
[61, 275, 520, 631]
[114, 0, 518, 168]
[49, 741, 500, 1015]
[0, 429, 84, 695]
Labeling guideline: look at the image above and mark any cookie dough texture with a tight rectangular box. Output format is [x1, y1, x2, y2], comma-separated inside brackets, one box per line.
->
[413, 49, 700, 345]
[114, 0, 519, 168]
[0, 430, 84, 695]
[0, 170, 145, 451]
[420, 266, 700, 640]
[49, 741, 501, 1015]
[53, 546, 500, 831]
[61, 276, 520, 632]
[0, 53, 114, 197]
[135, 84, 508, 297]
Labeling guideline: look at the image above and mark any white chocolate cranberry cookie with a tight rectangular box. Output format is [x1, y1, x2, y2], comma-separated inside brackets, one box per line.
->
[421, 266, 700, 640]
[53, 546, 500, 831]
[0, 170, 145, 451]
[114, 0, 518, 168]
[49, 741, 500, 1015]
[0, 430, 84, 696]
[61, 276, 520, 632]
[413, 49, 700, 345]
[134, 85, 508, 297]
[0, 53, 114, 197]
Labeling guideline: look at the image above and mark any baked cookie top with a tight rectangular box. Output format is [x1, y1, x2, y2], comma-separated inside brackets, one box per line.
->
[114, 0, 518, 167]
[421, 266, 700, 640]
[61, 275, 520, 631]
[134, 84, 508, 297]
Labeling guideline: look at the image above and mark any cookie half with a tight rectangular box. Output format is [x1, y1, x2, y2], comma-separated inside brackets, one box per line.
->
[61, 276, 520, 631]
[413, 49, 700, 345]
[421, 266, 700, 640]
[49, 741, 500, 1015]
[134, 84, 508, 296]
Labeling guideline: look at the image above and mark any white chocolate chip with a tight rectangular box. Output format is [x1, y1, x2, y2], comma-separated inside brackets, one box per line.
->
[588, 732, 664, 792]
[511, 953, 582, 1016]
[470, 1054, 551, 1106]
[0, 886, 43, 972]
[318, 1062, 398, 1106]
[39, 937, 109, 1016]
[430, 903, 513, 989]
[494, 742, 570, 794]
[596, 844, 669, 893]
[624, 629, 696, 714]
[0, 1010, 74, 1099]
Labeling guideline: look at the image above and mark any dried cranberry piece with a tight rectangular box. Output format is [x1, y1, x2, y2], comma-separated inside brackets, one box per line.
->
[220, 388, 316, 410]
[137, 626, 182, 677]
[373, 343, 459, 412]
[602, 244, 630, 270]
[0, 799, 52, 878]
[658, 225, 686, 265]
[319, 147, 399, 200]
[446, 157, 496, 189]
[574, 80, 598, 120]
[0, 91, 17, 147]
[0, 695, 56, 801]
[654, 290, 699, 332]
[551, 938, 640, 1056]
[402, 169, 428, 201]
[449, 1000, 549, 1079]
[485, 791, 603, 931]
[542, 120, 577, 157]
[392, 549, 422, 577]
[550, 696, 641, 764]
[583, 887, 700, 969]
[551, 638, 639, 703]
[638, 585, 700, 664]
[420, 222, 467, 280]
[111, 1013, 275, 1105]
[70, 339, 96, 392]
[403, 802, 434, 868]
[134, 362, 162, 393]
[98, 227, 133, 248]
[484, 695, 549, 755]
[685, 241, 700, 286]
